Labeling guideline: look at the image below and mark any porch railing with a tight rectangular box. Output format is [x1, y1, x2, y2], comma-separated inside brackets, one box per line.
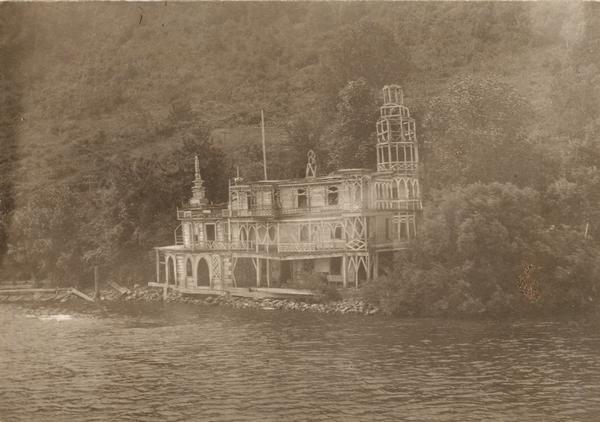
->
[277, 241, 345, 253]
[374, 199, 421, 211]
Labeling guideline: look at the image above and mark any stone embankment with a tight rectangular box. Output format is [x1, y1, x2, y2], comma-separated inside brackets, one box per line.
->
[0, 285, 381, 316]
[165, 290, 381, 316]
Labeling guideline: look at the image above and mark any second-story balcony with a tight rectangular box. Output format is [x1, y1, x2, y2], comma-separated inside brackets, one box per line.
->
[177, 207, 229, 220]
[278, 204, 343, 216]
[174, 235, 347, 255]
[374, 199, 422, 211]
[228, 207, 275, 218]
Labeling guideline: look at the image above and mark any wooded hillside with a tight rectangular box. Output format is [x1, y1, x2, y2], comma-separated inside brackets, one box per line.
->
[1, 3, 591, 190]
[2, 2, 600, 315]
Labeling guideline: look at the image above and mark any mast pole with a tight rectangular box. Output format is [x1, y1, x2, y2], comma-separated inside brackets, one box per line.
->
[261, 109, 268, 180]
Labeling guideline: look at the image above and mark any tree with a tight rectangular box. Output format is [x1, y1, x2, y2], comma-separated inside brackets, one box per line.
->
[0, 3, 28, 268]
[7, 186, 87, 286]
[421, 76, 551, 191]
[283, 113, 325, 178]
[170, 129, 229, 203]
[326, 79, 379, 170]
[364, 182, 600, 316]
[320, 21, 412, 101]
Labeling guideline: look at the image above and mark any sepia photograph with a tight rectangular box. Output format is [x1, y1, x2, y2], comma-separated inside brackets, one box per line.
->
[1, 1, 600, 421]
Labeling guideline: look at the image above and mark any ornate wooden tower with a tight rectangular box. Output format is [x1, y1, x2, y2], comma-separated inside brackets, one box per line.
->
[376, 84, 418, 174]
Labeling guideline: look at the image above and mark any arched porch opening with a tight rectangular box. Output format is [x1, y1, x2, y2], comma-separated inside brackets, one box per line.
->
[248, 226, 256, 249]
[196, 258, 210, 287]
[234, 257, 257, 288]
[167, 256, 176, 285]
[239, 226, 247, 248]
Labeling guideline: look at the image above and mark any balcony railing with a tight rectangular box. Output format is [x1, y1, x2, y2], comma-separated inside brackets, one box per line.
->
[177, 208, 229, 219]
[374, 199, 421, 211]
[228, 208, 274, 217]
[178, 204, 365, 220]
[174, 238, 347, 254]
[279, 204, 356, 216]
[277, 240, 345, 253]
[178, 200, 418, 220]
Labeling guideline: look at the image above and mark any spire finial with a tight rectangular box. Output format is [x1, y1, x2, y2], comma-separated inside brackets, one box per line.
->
[190, 154, 207, 208]
[194, 155, 201, 179]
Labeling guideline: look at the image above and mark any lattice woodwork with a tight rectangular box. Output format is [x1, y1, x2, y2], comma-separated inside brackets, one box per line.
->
[344, 217, 367, 251]
[210, 255, 221, 283]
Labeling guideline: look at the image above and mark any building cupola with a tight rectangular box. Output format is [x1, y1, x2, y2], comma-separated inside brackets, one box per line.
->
[376, 84, 419, 175]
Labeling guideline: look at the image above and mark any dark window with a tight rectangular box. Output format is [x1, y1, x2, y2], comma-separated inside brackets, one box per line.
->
[300, 225, 309, 242]
[330, 257, 342, 275]
[408, 219, 416, 238]
[205, 224, 216, 241]
[333, 226, 343, 240]
[310, 226, 316, 242]
[400, 220, 408, 239]
[399, 147, 406, 162]
[247, 192, 255, 209]
[186, 259, 193, 277]
[297, 188, 308, 208]
[327, 186, 338, 206]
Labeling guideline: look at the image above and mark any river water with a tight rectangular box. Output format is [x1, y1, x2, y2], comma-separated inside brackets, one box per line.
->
[1, 303, 600, 421]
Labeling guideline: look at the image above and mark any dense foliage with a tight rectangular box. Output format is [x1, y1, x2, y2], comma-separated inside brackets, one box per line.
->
[4, 135, 227, 286]
[363, 184, 600, 316]
[1, 3, 600, 316]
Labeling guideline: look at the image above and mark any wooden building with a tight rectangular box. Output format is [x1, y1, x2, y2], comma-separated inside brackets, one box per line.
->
[153, 85, 421, 294]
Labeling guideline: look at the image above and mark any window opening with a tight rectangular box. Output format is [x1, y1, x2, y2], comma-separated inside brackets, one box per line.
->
[205, 224, 216, 241]
[327, 186, 339, 206]
[186, 259, 193, 277]
[297, 188, 308, 209]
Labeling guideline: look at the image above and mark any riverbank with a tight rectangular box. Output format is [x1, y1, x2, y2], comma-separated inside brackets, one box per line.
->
[0, 285, 381, 316]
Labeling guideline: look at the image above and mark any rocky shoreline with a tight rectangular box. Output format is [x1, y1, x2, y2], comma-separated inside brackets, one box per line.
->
[0, 285, 381, 316]
[166, 290, 381, 315]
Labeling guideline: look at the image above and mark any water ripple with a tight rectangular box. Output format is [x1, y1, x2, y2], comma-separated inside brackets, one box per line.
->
[1, 305, 600, 421]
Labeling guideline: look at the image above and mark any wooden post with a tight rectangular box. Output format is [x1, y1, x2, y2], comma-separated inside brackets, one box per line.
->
[93, 265, 99, 299]
[228, 219, 232, 245]
[155, 249, 160, 284]
[256, 258, 261, 287]
[266, 257, 270, 288]
[174, 255, 178, 286]
[261, 109, 268, 180]
[342, 255, 347, 288]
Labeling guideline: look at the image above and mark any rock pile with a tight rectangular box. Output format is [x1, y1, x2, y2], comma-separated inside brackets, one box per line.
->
[0, 284, 381, 317]
[162, 289, 380, 316]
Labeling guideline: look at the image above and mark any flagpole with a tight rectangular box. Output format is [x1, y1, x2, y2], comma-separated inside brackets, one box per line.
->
[261, 109, 268, 180]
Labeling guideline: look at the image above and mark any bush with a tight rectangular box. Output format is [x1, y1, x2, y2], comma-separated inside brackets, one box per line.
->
[287, 271, 341, 302]
[362, 182, 600, 317]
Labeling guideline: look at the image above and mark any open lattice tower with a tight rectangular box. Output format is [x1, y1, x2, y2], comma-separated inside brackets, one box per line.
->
[376, 85, 418, 174]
